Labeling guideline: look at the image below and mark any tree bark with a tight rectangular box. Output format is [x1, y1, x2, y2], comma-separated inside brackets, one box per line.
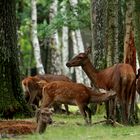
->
[123, 0, 136, 73]
[106, 0, 115, 67]
[134, 0, 140, 67]
[31, 0, 45, 75]
[91, 0, 107, 69]
[49, 0, 62, 75]
[123, 0, 138, 124]
[0, 0, 31, 118]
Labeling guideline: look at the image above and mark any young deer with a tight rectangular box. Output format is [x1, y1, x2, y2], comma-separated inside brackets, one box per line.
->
[36, 108, 52, 134]
[66, 47, 136, 124]
[22, 74, 72, 113]
[40, 80, 116, 124]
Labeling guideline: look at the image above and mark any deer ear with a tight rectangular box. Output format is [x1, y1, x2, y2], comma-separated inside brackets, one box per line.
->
[85, 47, 91, 55]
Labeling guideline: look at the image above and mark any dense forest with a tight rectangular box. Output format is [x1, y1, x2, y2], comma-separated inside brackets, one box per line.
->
[17, 0, 140, 79]
[0, 0, 140, 135]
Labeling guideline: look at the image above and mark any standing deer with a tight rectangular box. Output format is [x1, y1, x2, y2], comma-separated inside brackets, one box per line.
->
[40, 80, 116, 124]
[66, 47, 136, 124]
[22, 74, 72, 114]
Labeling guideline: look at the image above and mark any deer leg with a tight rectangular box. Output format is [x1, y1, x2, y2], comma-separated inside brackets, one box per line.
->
[28, 90, 37, 105]
[108, 98, 116, 124]
[105, 101, 109, 120]
[84, 106, 92, 124]
[120, 101, 128, 124]
[77, 104, 88, 124]
[64, 104, 69, 115]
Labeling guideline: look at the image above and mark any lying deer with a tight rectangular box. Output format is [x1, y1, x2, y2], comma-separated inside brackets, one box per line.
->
[36, 108, 52, 134]
[22, 74, 72, 114]
[66, 47, 136, 124]
[40, 80, 116, 124]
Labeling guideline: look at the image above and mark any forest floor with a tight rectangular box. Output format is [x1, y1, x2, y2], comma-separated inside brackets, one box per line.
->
[0, 105, 140, 139]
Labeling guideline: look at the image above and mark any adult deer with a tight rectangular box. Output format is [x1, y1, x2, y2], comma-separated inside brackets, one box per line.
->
[66, 47, 136, 124]
[40, 80, 116, 124]
[22, 74, 72, 114]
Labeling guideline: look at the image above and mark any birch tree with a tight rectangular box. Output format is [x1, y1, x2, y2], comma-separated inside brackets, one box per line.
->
[69, 0, 90, 85]
[31, 0, 45, 75]
[49, 0, 62, 75]
[60, 1, 70, 76]
[134, 0, 140, 66]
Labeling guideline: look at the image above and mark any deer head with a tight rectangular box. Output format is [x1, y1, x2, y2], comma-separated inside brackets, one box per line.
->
[66, 47, 91, 67]
[36, 108, 53, 134]
[37, 80, 48, 88]
[36, 108, 53, 124]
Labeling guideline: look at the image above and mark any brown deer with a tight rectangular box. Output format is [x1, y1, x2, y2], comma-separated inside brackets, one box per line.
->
[36, 108, 52, 134]
[40, 80, 116, 124]
[66, 47, 136, 124]
[22, 74, 72, 114]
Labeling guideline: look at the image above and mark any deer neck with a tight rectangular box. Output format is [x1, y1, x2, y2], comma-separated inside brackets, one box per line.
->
[81, 59, 98, 87]
[89, 91, 109, 103]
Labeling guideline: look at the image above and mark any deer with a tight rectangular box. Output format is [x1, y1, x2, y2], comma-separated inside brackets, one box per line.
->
[22, 74, 72, 114]
[36, 108, 52, 134]
[39, 80, 116, 124]
[66, 47, 136, 124]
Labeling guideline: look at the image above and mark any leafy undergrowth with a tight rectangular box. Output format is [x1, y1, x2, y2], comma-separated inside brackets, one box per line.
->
[1, 106, 140, 140]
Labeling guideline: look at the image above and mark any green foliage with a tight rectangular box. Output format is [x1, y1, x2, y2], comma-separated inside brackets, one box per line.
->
[17, 0, 90, 74]
[38, 0, 90, 39]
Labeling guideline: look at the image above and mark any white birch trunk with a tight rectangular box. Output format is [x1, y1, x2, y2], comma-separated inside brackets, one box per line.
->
[69, 0, 90, 86]
[49, 0, 61, 74]
[31, 0, 45, 75]
[71, 31, 83, 83]
[50, 0, 59, 49]
[62, 26, 70, 75]
[60, 1, 70, 75]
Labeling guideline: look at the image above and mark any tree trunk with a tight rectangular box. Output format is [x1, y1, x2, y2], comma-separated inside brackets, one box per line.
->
[69, 0, 90, 86]
[62, 26, 70, 75]
[134, 0, 140, 66]
[91, 0, 107, 69]
[106, 0, 115, 67]
[117, 0, 125, 62]
[71, 31, 84, 83]
[49, 0, 62, 75]
[123, 0, 138, 124]
[0, 0, 31, 118]
[123, 0, 136, 73]
[31, 0, 45, 75]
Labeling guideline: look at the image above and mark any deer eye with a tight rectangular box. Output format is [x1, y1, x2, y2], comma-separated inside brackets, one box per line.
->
[77, 56, 83, 59]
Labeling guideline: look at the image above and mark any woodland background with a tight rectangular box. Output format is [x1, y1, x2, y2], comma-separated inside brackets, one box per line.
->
[0, 0, 140, 117]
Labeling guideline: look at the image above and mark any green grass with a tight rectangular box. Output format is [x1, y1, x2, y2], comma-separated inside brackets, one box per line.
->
[7, 106, 140, 140]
